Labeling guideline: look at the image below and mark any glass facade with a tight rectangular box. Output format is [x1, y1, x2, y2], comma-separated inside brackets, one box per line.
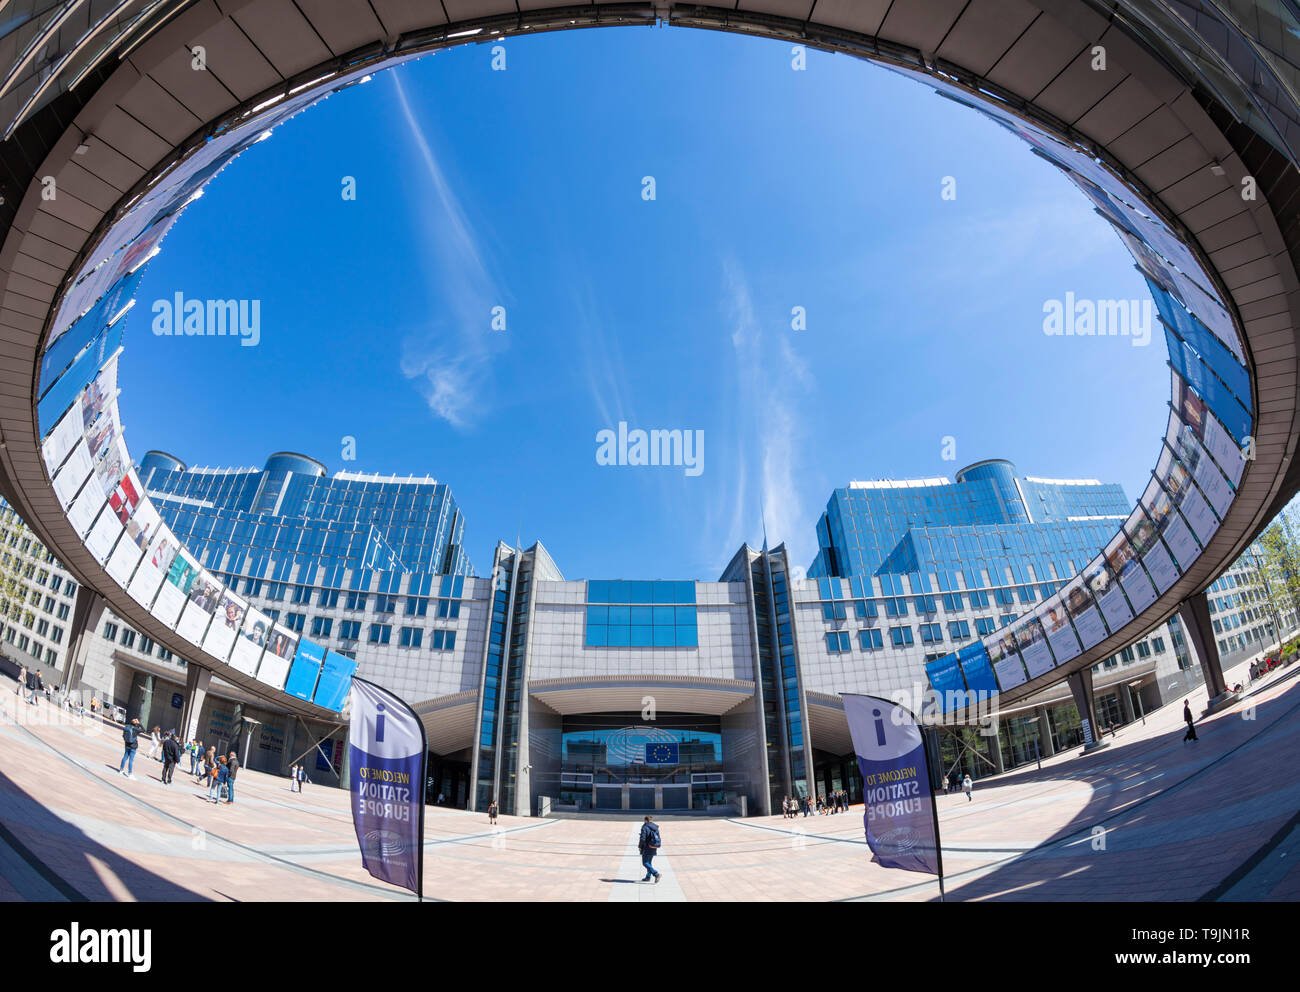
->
[584, 580, 697, 647]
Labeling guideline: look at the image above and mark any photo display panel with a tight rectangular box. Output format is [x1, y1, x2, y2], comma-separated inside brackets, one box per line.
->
[85, 505, 123, 563]
[1124, 503, 1179, 594]
[127, 519, 178, 611]
[256, 623, 298, 690]
[1167, 404, 1235, 519]
[66, 479, 102, 537]
[1085, 553, 1133, 632]
[284, 639, 327, 702]
[52, 439, 93, 508]
[153, 545, 198, 626]
[1141, 477, 1200, 573]
[1155, 438, 1220, 547]
[985, 626, 1028, 691]
[104, 499, 157, 587]
[177, 570, 224, 646]
[41, 406, 82, 475]
[230, 605, 272, 676]
[1040, 591, 1082, 664]
[1064, 575, 1108, 649]
[202, 588, 247, 663]
[1011, 614, 1057, 679]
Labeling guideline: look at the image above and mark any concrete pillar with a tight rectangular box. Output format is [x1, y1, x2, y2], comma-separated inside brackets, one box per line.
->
[1067, 669, 1106, 751]
[1177, 593, 1234, 711]
[1118, 684, 1135, 724]
[1035, 707, 1056, 758]
[988, 728, 1005, 773]
[179, 665, 212, 742]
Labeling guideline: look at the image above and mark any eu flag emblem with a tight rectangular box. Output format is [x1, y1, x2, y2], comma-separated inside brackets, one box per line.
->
[645, 742, 679, 764]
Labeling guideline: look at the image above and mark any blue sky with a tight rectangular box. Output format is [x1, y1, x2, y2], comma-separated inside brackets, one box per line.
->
[119, 25, 1170, 581]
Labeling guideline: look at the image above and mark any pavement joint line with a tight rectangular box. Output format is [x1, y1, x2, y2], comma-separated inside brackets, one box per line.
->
[836, 683, 1300, 902]
[0, 816, 86, 901]
[1, 708, 420, 902]
[1198, 806, 1300, 902]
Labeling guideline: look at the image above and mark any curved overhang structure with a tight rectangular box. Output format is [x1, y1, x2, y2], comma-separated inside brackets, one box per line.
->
[1, 1, 1299, 722]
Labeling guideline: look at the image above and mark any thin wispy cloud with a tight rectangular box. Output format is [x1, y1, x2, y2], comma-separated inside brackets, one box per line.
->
[392, 70, 504, 430]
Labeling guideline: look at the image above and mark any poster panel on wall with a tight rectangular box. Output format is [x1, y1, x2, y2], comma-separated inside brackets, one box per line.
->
[202, 589, 247, 663]
[153, 547, 198, 626]
[230, 605, 272, 676]
[84, 507, 122, 563]
[1012, 614, 1057, 679]
[1141, 479, 1200, 573]
[110, 501, 159, 587]
[1084, 553, 1133, 632]
[125, 517, 174, 608]
[107, 469, 143, 524]
[1125, 504, 1180, 594]
[256, 624, 298, 690]
[52, 439, 93, 508]
[985, 626, 1028, 691]
[177, 571, 223, 646]
[66, 481, 102, 537]
[41, 406, 82, 475]
[1040, 592, 1082, 665]
[1063, 576, 1108, 649]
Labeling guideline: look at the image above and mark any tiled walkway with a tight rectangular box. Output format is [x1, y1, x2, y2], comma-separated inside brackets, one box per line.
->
[1, 659, 1296, 901]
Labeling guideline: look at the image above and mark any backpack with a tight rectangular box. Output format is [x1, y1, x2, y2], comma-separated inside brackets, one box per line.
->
[123, 725, 138, 749]
[641, 823, 661, 851]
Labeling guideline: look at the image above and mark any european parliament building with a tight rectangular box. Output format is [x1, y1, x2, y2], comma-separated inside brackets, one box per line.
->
[3, 452, 1239, 818]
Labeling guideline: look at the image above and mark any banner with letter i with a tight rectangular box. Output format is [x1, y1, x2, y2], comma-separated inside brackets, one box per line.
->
[348, 678, 427, 899]
[843, 693, 944, 895]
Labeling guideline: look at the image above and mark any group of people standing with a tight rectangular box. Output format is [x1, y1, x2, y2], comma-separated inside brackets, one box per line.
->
[781, 790, 852, 818]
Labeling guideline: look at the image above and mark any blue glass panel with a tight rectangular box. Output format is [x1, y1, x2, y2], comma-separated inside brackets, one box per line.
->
[586, 605, 608, 624]
[585, 625, 608, 647]
[674, 581, 696, 603]
[674, 625, 698, 647]
[630, 606, 652, 625]
[607, 626, 630, 647]
[587, 580, 610, 603]
[652, 582, 676, 603]
[652, 606, 675, 625]
[652, 625, 677, 646]
[608, 582, 631, 603]
[629, 581, 654, 603]
[630, 625, 653, 646]
[674, 606, 697, 624]
[608, 605, 630, 625]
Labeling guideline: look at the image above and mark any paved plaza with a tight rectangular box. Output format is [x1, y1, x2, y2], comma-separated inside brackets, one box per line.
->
[1, 656, 1296, 902]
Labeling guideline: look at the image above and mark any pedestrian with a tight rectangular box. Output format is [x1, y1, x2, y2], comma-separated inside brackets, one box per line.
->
[118, 718, 141, 779]
[962, 774, 973, 802]
[296, 764, 307, 792]
[488, 799, 498, 825]
[146, 726, 162, 760]
[200, 746, 216, 786]
[802, 794, 810, 817]
[638, 814, 662, 884]
[209, 756, 228, 803]
[188, 741, 200, 776]
[161, 733, 181, 784]
[1183, 700, 1199, 742]
[25, 668, 39, 705]
[225, 751, 239, 804]
[288, 764, 298, 791]
[13, 666, 22, 695]
[437, 792, 445, 806]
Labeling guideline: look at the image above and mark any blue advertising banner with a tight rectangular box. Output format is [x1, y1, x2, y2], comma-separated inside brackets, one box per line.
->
[283, 639, 326, 702]
[312, 650, 358, 712]
[843, 693, 943, 880]
[957, 642, 1000, 697]
[925, 653, 966, 713]
[348, 679, 427, 899]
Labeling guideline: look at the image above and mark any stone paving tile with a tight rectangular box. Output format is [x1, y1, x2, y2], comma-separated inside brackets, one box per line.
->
[1, 666, 1297, 901]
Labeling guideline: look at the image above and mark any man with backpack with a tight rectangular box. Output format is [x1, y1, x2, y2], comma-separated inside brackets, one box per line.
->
[119, 718, 141, 779]
[638, 815, 662, 884]
[225, 751, 240, 804]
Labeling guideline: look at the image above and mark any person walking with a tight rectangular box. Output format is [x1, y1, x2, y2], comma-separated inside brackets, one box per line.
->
[200, 746, 216, 787]
[145, 726, 162, 761]
[488, 799, 498, 825]
[25, 668, 39, 705]
[1183, 700, 1199, 742]
[225, 751, 240, 804]
[962, 774, 973, 802]
[209, 756, 229, 803]
[638, 815, 662, 884]
[118, 718, 141, 779]
[161, 733, 181, 785]
[288, 764, 299, 792]
[13, 666, 22, 695]
[296, 764, 307, 792]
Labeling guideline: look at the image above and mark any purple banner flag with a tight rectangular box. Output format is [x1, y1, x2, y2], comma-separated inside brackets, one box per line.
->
[843, 693, 943, 879]
[348, 678, 427, 898]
